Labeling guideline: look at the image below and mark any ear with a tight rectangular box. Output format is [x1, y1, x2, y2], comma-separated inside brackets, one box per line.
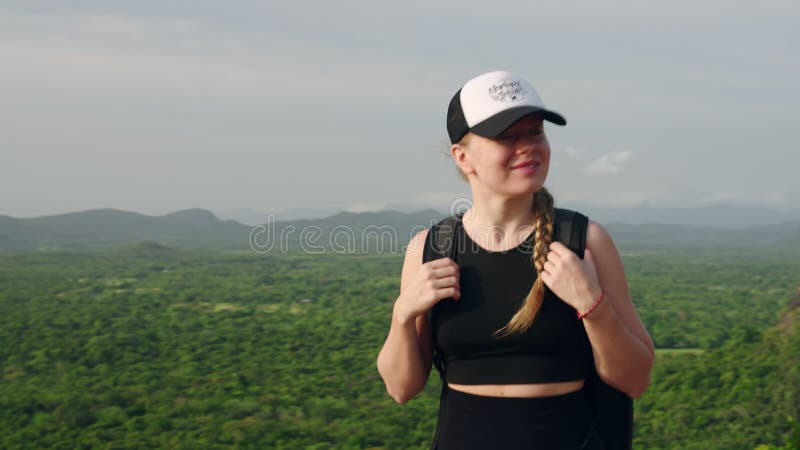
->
[451, 143, 475, 176]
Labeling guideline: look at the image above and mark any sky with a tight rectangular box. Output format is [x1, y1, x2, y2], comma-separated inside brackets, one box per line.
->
[2, 0, 798, 219]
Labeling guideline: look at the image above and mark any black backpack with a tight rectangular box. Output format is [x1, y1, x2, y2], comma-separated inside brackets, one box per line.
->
[423, 208, 633, 450]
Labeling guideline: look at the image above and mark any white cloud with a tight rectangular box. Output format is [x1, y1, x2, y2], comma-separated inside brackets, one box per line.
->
[556, 146, 580, 158]
[557, 187, 675, 209]
[405, 192, 466, 205]
[345, 202, 389, 213]
[697, 190, 800, 209]
[582, 150, 633, 175]
[697, 192, 743, 205]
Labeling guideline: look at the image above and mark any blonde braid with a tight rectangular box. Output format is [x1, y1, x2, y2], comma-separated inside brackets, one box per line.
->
[494, 187, 555, 336]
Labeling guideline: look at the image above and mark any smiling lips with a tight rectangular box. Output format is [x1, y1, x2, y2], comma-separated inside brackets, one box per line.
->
[511, 160, 539, 170]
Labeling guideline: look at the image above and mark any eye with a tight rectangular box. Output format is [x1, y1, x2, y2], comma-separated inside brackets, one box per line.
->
[498, 133, 516, 144]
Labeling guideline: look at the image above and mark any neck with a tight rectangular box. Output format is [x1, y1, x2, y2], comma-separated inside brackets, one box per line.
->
[461, 189, 538, 246]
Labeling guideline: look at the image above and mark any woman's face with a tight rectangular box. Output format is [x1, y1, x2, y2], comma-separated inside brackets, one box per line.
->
[454, 115, 551, 198]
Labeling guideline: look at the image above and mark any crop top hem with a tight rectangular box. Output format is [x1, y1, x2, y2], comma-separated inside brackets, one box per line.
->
[444, 352, 589, 385]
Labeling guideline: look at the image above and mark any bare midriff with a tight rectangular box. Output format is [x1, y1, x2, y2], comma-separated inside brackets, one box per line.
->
[447, 379, 585, 398]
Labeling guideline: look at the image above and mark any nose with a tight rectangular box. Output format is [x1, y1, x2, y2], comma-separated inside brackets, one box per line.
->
[515, 137, 538, 154]
[521, 131, 548, 149]
[514, 136, 549, 162]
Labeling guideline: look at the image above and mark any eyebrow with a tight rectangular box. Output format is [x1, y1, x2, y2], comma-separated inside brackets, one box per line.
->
[503, 125, 544, 135]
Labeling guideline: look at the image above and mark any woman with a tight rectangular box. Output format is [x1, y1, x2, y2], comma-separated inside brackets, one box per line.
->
[376, 70, 654, 449]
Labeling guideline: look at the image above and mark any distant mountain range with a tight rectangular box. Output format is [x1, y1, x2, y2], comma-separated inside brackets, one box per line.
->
[0, 208, 247, 252]
[218, 203, 800, 228]
[574, 204, 800, 229]
[1, 207, 799, 253]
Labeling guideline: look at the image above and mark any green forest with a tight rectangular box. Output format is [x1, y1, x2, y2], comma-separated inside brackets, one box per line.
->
[0, 242, 798, 449]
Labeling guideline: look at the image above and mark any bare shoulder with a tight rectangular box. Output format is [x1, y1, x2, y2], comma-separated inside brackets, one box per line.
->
[585, 219, 617, 253]
[405, 228, 429, 260]
[401, 228, 428, 291]
[585, 219, 626, 290]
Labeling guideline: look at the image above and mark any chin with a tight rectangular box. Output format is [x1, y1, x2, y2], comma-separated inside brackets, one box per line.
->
[522, 180, 546, 195]
[503, 186, 541, 198]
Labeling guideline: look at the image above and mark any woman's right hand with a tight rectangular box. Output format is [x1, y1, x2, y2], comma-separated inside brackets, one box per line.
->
[393, 257, 460, 324]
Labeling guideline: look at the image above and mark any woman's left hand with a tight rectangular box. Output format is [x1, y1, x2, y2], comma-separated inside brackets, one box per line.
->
[540, 241, 603, 313]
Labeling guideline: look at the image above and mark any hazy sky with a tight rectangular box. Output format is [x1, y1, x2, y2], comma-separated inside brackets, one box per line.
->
[2, 0, 798, 218]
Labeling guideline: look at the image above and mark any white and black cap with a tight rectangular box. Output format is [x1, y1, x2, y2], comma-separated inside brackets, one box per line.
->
[447, 70, 567, 144]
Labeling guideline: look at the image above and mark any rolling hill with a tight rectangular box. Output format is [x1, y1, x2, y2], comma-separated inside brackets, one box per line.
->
[1, 207, 799, 253]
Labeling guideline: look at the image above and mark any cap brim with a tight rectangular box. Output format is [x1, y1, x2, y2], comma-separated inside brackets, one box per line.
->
[469, 106, 566, 139]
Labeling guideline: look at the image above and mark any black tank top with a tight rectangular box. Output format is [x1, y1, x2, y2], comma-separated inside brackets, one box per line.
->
[434, 222, 592, 384]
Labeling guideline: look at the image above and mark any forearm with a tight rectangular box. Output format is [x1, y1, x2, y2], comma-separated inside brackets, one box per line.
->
[582, 297, 654, 398]
[376, 301, 429, 404]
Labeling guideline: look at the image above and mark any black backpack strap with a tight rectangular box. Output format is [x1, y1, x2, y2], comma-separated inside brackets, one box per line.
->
[555, 208, 634, 450]
[423, 214, 462, 381]
[423, 215, 461, 262]
[553, 207, 588, 257]
[423, 214, 462, 450]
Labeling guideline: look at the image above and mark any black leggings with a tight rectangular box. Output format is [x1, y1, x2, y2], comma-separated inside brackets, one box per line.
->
[433, 386, 606, 450]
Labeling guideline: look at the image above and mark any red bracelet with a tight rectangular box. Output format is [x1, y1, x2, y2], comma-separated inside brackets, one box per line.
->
[577, 290, 605, 320]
